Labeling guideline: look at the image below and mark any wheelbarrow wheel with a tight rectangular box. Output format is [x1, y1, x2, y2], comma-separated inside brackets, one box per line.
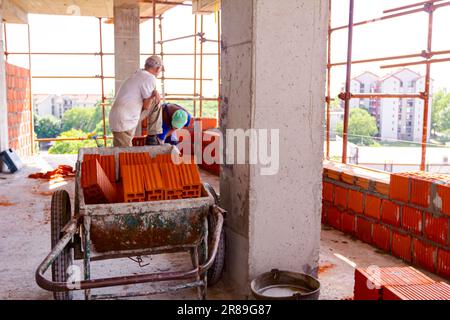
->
[191, 183, 225, 287]
[51, 190, 73, 301]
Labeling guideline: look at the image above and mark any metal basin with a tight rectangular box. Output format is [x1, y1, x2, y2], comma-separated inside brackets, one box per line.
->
[251, 269, 320, 300]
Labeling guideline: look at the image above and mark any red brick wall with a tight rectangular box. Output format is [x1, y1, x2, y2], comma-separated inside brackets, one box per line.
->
[322, 162, 450, 280]
[5, 63, 32, 158]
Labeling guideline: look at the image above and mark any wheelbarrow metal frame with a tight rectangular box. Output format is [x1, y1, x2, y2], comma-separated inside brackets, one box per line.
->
[35, 146, 226, 300]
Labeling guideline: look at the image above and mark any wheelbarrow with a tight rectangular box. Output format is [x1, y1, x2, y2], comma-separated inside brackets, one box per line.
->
[35, 145, 226, 300]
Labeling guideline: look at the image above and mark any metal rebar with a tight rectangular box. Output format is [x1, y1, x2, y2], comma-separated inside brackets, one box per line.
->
[326, 0, 332, 160]
[27, 24, 35, 154]
[193, 15, 198, 117]
[200, 15, 204, 117]
[98, 18, 108, 146]
[421, 5, 435, 171]
[342, 0, 354, 164]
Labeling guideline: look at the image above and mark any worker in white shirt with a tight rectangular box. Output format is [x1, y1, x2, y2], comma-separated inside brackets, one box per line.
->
[109, 56, 164, 147]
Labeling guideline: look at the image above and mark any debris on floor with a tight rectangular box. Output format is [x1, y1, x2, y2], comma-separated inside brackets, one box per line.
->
[28, 165, 75, 180]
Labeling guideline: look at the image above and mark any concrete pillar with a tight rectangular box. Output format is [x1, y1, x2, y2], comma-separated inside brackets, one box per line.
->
[220, 0, 328, 297]
[0, 2, 9, 171]
[114, 0, 140, 92]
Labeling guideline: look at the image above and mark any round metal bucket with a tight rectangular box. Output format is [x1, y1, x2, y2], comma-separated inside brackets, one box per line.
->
[251, 269, 320, 300]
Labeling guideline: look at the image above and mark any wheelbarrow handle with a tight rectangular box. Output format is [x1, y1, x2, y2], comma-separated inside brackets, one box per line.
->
[199, 205, 225, 274]
[35, 208, 225, 293]
[35, 218, 79, 292]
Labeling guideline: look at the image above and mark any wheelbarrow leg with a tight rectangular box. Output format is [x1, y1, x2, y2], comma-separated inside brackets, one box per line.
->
[83, 216, 92, 300]
[193, 246, 206, 300]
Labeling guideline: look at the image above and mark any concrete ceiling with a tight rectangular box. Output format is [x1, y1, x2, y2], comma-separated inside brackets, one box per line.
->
[2, 0, 187, 23]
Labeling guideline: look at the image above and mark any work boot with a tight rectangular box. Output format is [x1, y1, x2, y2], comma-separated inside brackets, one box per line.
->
[145, 135, 159, 146]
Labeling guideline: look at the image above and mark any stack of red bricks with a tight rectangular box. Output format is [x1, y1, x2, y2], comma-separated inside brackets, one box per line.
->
[322, 161, 450, 280]
[5, 63, 32, 158]
[81, 152, 203, 205]
[182, 118, 220, 176]
[354, 266, 450, 300]
[119, 152, 202, 202]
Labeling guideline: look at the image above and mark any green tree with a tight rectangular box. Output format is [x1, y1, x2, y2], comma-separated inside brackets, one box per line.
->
[61, 107, 97, 133]
[336, 108, 378, 146]
[431, 89, 450, 136]
[34, 115, 61, 139]
[48, 129, 97, 154]
[94, 118, 111, 136]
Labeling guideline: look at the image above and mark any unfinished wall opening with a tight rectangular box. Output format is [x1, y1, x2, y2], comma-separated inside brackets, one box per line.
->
[326, 0, 450, 174]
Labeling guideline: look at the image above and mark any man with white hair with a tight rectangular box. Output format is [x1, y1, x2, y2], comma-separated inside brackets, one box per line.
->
[109, 56, 164, 147]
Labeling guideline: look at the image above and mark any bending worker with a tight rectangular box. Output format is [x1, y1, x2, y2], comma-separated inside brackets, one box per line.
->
[109, 56, 163, 147]
[152, 103, 192, 145]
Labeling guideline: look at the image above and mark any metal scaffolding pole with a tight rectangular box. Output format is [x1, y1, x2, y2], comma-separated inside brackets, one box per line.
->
[159, 15, 166, 104]
[326, 0, 332, 159]
[27, 24, 35, 154]
[217, 10, 221, 120]
[193, 14, 198, 117]
[5, 3, 222, 145]
[342, 0, 354, 164]
[200, 15, 204, 117]
[99, 17, 108, 147]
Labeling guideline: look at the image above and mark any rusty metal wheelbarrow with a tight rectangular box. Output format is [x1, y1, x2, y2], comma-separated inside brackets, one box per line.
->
[35, 145, 226, 300]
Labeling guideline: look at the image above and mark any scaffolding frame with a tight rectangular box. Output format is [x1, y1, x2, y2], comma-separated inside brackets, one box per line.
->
[326, 0, 450, 171]
[2, 0, 221, 146]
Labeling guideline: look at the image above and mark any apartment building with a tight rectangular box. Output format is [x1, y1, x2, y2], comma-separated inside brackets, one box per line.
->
[348, 68, 433, 143]
[33, 94, 102, 119]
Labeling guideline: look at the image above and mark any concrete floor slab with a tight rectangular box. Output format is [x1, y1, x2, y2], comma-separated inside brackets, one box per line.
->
[0, 154, 447, 300]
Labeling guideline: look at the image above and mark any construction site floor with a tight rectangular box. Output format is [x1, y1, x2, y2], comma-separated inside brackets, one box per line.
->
[0, 153, 447, 300]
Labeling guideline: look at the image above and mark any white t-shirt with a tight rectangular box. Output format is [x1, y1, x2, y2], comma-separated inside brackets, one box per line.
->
[109, 70, 157, 132]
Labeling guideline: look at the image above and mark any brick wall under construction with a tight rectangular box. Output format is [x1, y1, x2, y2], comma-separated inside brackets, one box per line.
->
[5, 62, 32, 158]
[322, 161, 450, 280]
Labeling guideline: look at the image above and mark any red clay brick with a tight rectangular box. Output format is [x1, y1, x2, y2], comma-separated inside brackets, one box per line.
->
[121, 165, 146, 203]
[341, 212, 356, 234]
[348, 190, 364, 214]
[413, 239, 437, 273]
[375, 181, 390, 196]
[437, 249, 450, 279]
[179, 163, 202, 199]
[341, 172, 355, 185]
[410, 176, 431, 208]
[141, 164, 164, 201]
[160, 163, 184, 200]
[356, 217, 373, 244]
[390, 173, 410, 202]
[401, 206, 423, 236]
[81, 159, 117, 205]
[327, 206, 342, 231]
[354, 266, 434, 300]
[322, 201, 329, 225]
[334, 186, 348, 209]
[424, 213, 449, 246]
[392, 232, 412, 262]
[373, 224, 391, 252]
[383, 282, 450, 300]
[437, 184, 450, 217]
[364, 195, 381, 220]
[381, 200, 401, 227]
[322, 182, 334, 203]
[99, 155, 116, 183]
